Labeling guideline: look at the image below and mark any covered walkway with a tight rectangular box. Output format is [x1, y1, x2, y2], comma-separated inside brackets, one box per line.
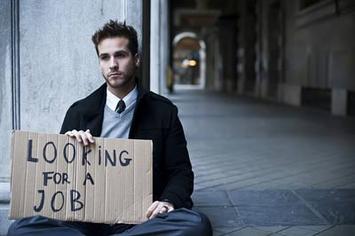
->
[168, 90, 355, 235]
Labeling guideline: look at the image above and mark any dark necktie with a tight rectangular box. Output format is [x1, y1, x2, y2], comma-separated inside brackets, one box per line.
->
[115, 100, 126, 114]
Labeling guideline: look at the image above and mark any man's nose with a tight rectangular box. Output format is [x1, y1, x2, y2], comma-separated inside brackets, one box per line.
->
[109, 57, 118, 69]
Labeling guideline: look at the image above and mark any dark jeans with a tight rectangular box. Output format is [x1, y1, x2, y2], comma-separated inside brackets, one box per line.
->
[8, 208, 212, 236]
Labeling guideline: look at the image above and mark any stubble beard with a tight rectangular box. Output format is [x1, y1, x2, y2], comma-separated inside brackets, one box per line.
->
[104, 72, 136, 96]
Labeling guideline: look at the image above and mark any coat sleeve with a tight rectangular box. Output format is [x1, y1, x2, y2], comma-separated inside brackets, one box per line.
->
[159, 105, 194, 209]
[59, 104, 80, 134]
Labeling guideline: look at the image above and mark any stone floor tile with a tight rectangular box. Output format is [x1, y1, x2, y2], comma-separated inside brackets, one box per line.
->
[253, 226, 289, 233]
[316, 225, 355, 236]
[229, 190, 326, 226]
[277, 226, 323, 236]
[295, 189, 355, 224]
[192, 190, 231, 206]
[296, 225, 331, 232]
[213, 226, 245, 234]
[225, 227, 274, 236]
[193, 206, 244, 227]
[213, 230, 224, 236]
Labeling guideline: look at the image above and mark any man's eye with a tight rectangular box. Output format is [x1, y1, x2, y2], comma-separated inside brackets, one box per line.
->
[100, 55, 109, 60]
[115, 53, 127, 58]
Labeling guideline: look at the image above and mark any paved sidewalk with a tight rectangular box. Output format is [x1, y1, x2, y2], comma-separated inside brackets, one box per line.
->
[168, 90, 355, 236]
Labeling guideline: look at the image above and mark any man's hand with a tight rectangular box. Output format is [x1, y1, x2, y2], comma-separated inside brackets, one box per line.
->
[65, 129, 95, 146]
[146, 201, 174, 220]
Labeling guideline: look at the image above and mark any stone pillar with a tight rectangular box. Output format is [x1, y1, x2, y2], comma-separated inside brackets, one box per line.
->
[0, 0, 146, 180]
[159, 0, 170, 94]
[150, 0, 160, 93]
[217, 16, 237, 93]
[236, 0, 258, 95]
[150, 0, 169, 94]
[0, 0, 13, 181]
[332, 89, 348, 116]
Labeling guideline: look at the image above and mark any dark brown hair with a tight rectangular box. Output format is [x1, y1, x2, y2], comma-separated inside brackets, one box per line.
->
[91, 20, 138, 56]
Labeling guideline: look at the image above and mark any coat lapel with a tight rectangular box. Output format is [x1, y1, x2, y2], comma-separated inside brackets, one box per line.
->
[79, 83, 107, 136]
[129, 84, 148, 138]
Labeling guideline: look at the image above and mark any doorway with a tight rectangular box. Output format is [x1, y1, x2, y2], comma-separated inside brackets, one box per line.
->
[172, 32, 206, 90]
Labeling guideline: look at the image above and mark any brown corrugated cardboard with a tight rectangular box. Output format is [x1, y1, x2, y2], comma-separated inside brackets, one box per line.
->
[9, 130, 153, 224]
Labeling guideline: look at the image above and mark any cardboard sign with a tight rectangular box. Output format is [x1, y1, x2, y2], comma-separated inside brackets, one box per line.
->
[9, 130, 152, 224]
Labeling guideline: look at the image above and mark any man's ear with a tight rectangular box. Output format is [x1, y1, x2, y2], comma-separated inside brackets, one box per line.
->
[134, 53, 140, 67]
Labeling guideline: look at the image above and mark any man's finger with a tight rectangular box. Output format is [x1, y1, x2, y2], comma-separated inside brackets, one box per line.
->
[146, 201, 159, 218]
[88, 135, 95, 143]
[161, 205, 170, 213]
[65, 130, 76, 136]
[65, 130, 94, 146]
[85, 130, 95, 143]
[74, 132, 82, 143]
[161, 201, 174, 212]
[167, 206, 174, 213]
[149, 205, 165, 220]
[149, 207, 161, 219]
[158, 205, 169, 215]
[79, 131, 90, 146]
[66, 129, 78, 136]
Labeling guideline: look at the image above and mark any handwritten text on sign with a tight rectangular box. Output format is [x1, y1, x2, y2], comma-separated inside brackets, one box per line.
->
[10, 131, 152, 224]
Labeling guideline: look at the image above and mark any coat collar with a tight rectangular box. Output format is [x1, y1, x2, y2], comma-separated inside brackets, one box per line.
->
[79, 80, 148, 136]
[80, 80, 148, 118]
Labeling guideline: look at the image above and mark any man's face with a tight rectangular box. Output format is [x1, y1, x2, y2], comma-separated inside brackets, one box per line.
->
[97, 37, 139, 92]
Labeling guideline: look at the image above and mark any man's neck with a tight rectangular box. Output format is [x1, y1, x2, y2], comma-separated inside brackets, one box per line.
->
[108, 81, 136, 99]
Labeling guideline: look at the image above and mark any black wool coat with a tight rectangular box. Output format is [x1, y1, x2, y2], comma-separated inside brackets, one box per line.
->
[60, 83, 194, 209]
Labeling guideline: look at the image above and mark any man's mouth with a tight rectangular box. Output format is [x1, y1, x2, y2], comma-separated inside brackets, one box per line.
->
[109, 72, 123, 78]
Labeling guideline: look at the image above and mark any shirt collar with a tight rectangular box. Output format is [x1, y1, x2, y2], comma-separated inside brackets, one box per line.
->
[106, 86, 138, 112]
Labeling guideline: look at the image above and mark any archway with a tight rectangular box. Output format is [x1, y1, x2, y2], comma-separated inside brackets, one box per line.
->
[172, 32, 206, 90]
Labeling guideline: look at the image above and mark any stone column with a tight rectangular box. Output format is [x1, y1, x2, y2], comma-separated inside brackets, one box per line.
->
[150, 0, 169, 94]
[0, 0, 13, 181]
[332, 89, 348, 116]
[0, 0, 146, 180]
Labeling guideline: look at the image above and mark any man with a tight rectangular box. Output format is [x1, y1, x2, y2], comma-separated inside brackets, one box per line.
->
[8, 20, 212, 236]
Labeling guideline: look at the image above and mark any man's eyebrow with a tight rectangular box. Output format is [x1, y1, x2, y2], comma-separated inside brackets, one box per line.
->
[99, 53, 109, 57]
[99, 49, 129, 57]
[114, 49, 129, 54]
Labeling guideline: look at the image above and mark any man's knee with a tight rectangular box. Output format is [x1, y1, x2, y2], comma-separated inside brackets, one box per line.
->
[171, 209, 212, 236]
[7, 216, 40, 236]
[7, 216, 85, 236]
[189, 210, 212, 236]
[198, 211, 213, 235]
